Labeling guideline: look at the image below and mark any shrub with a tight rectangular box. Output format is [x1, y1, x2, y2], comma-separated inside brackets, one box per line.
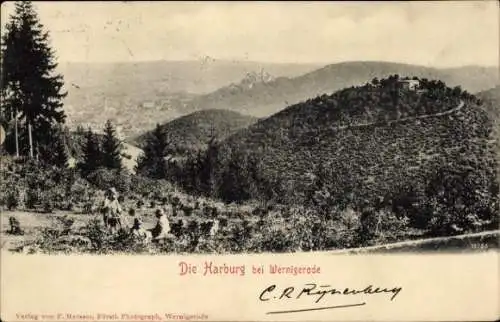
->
[83, 201, 98, 214]
[83, 218, 107, 251]
[6, 188, 20, 210]
[87, 168, 131, 195]
[55, 216, 75, 235]
[41, 196, 55, 213]
[259, 227, 297, 253]
[25, 188, 41, 209]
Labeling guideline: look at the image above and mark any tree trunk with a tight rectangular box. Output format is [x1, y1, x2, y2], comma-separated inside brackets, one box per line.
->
[28, 121, 33, 158]
[14, 110, 19, 157]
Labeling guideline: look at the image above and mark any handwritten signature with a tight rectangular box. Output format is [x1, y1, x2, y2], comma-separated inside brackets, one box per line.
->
[259, 283, 402, 314]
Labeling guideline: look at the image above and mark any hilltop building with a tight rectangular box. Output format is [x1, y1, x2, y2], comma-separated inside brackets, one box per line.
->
[399, 79, 420, 91]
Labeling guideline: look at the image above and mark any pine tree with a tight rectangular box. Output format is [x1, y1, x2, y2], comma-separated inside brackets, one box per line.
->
[136, 124, 169, 179]
[79, 128, 102, 176]
[219, 149, 252, 202]
[1, 1, 67, 160]
[1, 19, 22, 157]
[198, 137, 219, 195]
[184, 151, 203, 193]
[38, 126, 68, 167]
[101, 120, 122, 170]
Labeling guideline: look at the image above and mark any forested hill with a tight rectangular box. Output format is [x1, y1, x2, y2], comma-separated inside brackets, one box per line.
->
[133, 109, 258, 156]
[179, 76, 498, 229]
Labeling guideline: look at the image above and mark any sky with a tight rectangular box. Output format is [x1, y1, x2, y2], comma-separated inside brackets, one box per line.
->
[1, 1, 499, 67]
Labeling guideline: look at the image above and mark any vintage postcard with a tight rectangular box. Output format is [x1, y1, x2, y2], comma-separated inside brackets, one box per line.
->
[0, 1, 499, 321]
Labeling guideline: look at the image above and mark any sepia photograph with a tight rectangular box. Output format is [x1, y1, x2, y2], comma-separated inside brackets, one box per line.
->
[0, 1, 498, 256]
[0, 1, 499, 321]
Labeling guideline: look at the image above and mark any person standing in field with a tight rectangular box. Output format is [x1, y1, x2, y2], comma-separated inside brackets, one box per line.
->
[100, 187, 123, 234]
[150, 206, 173, 243]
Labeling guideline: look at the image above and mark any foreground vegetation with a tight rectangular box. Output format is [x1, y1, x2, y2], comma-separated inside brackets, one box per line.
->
[1, 151, 498, 254]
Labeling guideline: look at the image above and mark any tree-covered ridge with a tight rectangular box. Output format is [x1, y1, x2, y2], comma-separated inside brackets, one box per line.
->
[133, 109, 257, 157]
[265, 75, 472, 132]
[167, 75, 498, 234]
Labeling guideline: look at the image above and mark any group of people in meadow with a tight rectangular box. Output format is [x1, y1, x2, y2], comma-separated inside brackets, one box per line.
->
[100, 187, 172, 244]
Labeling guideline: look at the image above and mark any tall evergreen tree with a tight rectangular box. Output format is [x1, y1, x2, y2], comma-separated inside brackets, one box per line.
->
[79, 128, 102, 176]
[1, 1, 67, 159]
[218, 149, 253, 202]
[38, 126, 68, 168]
[198, 137, 219, 195]
[101, 120, 122, 170]
[136, 124, 169, 179]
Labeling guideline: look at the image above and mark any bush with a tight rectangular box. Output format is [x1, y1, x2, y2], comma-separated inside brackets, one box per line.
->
[83, 201, 98, 214]
[83, 218, 107, 251]
[78, 218, 152, 254]
[55, 216, 75, 235]
[6, 188, 20, 210]
[87, 168, 131, 195]
[259, 227, 298, 253]
[41, 196, 55, 213]
[25, 188, 41, 209]
[0, 160, 96, 212]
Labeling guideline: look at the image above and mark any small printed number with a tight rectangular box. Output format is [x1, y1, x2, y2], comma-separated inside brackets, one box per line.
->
[470, 243, 488, 249]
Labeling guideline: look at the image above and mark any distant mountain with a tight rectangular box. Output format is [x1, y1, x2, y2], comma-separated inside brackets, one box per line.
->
[61, 60, 498, 140]
[60, 60, 320, 95]
[192, 76, 498, 217]
[178, 61, 499, 118]
[133, 109, 258, 156]
[59, 60, 320, 137]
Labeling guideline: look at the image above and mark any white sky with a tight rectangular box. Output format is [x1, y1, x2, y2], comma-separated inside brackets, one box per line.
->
[1, 1, 499, 67]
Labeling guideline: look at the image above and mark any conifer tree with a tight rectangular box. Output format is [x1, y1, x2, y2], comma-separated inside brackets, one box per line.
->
[136, 124, 169, 179]
[198, 137, 219, 195]
[101, 120, 122, 170]
[80, 128, 102, 176]
[1, 1, 67, 159]
[38, 127, 68, 167]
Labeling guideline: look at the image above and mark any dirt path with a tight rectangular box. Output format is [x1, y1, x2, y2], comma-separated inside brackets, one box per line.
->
[325, 229, 500, 254]
[333, 100, 465, 131]
[0, 211, 89, 250]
